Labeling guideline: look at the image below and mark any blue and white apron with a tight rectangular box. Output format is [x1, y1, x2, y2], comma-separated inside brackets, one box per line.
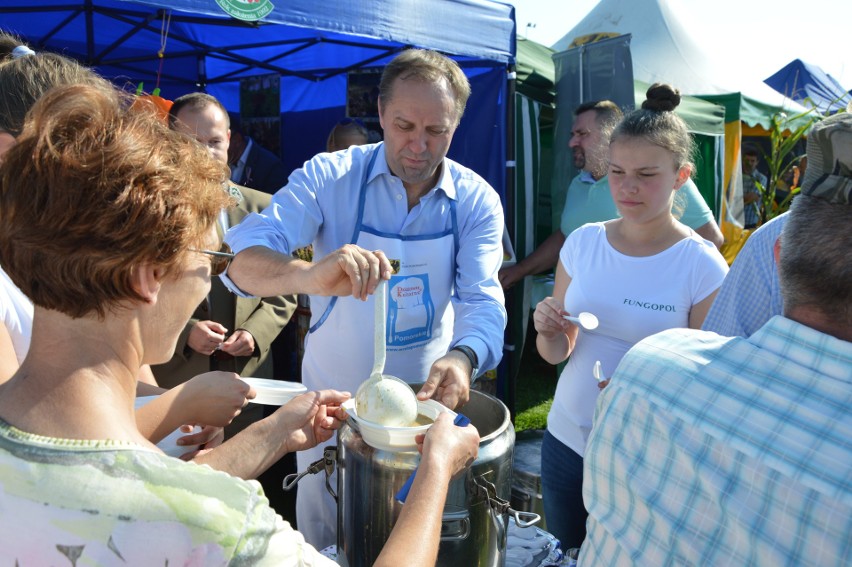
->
[296, 148, 459, 548]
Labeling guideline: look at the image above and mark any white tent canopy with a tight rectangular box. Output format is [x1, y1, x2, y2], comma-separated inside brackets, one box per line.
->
[552, 0, 806, 114]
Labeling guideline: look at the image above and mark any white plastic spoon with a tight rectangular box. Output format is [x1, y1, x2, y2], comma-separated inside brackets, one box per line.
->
[593, 360, 604, 382]
[562, 311, 599, 330]
[354, 280, 418, 427]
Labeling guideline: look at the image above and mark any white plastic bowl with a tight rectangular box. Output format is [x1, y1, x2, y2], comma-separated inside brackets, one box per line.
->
[241, 377, 307, 406]
[135, 395, 201, 458]
[342, 397, 456, 452]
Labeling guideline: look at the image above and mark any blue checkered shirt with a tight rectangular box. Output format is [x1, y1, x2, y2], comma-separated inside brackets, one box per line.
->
[702, 213, 787, 337]
[580, 317, 852, 567]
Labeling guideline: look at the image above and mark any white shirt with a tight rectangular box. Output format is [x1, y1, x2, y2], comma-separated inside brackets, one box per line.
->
[548, 223, 728, 456]
[0, 265, 33, 365]
[222, 142, 507, 373]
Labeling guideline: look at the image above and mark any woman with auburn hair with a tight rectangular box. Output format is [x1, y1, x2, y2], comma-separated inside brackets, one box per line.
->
[0, 81, 479, 565]
[0, 34, 254, 455]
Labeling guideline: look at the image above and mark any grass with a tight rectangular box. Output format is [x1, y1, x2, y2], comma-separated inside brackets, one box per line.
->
[510, 327, 560, 432]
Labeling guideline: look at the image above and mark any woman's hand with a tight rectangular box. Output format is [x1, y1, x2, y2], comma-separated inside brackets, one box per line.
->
[274, 389, 351, 454]
[176, 425, 225, 460]
[416, 412, 479, 476]
[179, 371, 255, 427]
[533, 297, 573, 339]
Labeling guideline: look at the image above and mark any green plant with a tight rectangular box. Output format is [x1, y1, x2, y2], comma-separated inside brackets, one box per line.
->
[753, 109, 819, 226]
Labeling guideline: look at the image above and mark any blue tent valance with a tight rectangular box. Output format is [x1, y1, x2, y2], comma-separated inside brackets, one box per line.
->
[1, 0, 516, 200]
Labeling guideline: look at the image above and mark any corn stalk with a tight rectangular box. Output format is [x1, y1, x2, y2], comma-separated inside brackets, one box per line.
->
[755, 108, 819, 225]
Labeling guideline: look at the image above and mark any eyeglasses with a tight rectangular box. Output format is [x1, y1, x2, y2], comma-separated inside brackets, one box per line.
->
[190, 242, 235, 276]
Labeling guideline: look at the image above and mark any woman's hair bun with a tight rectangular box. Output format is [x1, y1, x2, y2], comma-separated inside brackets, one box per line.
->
[641, 83, 681, 112]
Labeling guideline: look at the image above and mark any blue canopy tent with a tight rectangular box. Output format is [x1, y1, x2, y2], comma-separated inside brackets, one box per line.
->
[765, 59, 851, 114]
[1, 0, 521, 399]
[0, 0, 516, 199]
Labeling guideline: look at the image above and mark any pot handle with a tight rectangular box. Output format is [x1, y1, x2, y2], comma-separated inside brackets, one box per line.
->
[440, 508, 472, 541]
[282, 446, 338, 502]
[510, 509, 541, 529]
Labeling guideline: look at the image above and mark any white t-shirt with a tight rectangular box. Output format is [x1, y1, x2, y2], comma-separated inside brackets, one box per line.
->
[547, 222, 728, 457]
[0, 265, 33, 365]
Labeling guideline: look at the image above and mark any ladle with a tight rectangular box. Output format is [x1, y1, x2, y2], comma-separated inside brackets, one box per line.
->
[562, 311, 599, 330]
[354, 280, 418, 427]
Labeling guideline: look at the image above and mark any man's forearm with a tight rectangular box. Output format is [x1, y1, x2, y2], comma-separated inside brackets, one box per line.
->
[228, 246, 311, 298]
[515, 230, 566, 277]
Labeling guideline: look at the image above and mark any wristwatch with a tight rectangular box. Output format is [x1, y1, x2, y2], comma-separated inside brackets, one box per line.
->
[451, 345, 479, 382]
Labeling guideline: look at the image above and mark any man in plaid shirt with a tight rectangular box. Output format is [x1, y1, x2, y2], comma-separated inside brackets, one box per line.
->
[579, 111, 851, 567]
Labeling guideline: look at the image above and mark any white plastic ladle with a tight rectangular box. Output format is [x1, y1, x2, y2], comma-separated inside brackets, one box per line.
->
[354, 280, 418, 427]
[562, 311, 599, 330]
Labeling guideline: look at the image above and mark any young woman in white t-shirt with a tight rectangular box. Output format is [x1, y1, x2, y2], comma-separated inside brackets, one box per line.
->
[533, 84, 729, 550]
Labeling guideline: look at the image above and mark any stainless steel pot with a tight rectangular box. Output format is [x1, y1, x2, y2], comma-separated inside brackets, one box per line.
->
[335, 389, 538, 567]
[283, 389, 540, 566]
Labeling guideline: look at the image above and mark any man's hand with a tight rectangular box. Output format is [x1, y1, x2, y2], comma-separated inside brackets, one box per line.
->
[498, 264, 525, 290]
[417, 351, 472, 410]
[178, 371, 255, 426]
[220, 329, 256, 357]
[309, 245, 393, 300]
[274, 389, 351, 454]
[187, 320, 228, 355]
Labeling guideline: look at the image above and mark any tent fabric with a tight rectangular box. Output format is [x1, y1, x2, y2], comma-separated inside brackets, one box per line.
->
[551, 0, 809, 130]
[765, 59, 852, 114]
[127, 0, 517, 64]
[516, 36, 556, 106]
[632, 80, 724, 136]
[1, 0, 515, 201]
[503, 93, 542, 408]
[1, 0, 515, 101]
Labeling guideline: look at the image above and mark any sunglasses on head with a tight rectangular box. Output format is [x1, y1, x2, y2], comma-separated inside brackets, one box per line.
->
[190, 242, 235, 276]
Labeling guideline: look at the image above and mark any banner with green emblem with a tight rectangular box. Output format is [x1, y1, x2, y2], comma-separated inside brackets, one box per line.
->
[215, 0, 274, 22]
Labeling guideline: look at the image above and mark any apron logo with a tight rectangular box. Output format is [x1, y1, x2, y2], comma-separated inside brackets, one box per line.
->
[215, 0, 274, 22]
[387, 274, 435, 346]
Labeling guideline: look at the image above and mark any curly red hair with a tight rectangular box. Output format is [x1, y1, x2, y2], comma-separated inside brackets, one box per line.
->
[0, 82, 232, 319]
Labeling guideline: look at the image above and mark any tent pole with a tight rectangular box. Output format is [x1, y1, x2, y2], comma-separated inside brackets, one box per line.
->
[197, 55, 207, 91]
[85, 0, 95, 64]
[503, 64, 517, 415]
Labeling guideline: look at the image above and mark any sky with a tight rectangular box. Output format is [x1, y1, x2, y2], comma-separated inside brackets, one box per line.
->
[508, 0, 852, 90]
